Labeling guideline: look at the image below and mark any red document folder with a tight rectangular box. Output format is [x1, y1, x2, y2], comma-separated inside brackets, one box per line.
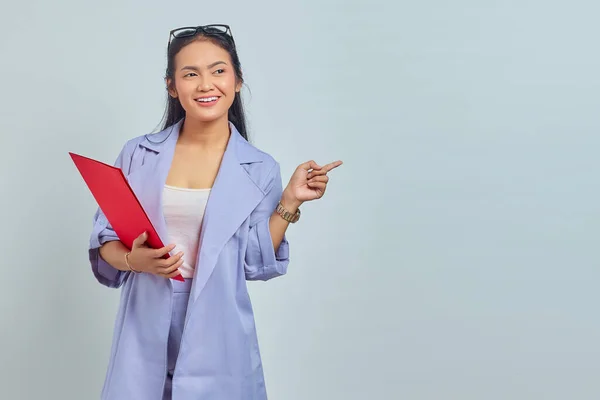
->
[69, 152, 184, 281]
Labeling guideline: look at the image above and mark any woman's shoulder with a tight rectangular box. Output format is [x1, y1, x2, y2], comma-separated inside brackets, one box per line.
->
[120, 135, 147, 152]
[235, 137, 283, 190]
[237, 137, 278, 165]
[117, 123, 176, 156]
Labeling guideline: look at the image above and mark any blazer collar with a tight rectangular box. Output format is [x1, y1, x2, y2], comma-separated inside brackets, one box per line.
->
[139, 119, 263, 165]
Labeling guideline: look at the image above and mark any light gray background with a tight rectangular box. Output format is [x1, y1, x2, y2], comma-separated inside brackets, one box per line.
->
[1, 0, 598, 399]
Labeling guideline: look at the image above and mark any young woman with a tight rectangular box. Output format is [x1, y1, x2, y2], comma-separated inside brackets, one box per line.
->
[88, 25, 342, 400]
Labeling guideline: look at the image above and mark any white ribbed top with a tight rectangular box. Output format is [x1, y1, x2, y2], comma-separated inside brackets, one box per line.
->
[162, 185, 211, 279]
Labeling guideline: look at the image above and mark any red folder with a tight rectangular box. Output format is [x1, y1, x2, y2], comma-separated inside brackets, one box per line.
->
[69, 152, 184, 281]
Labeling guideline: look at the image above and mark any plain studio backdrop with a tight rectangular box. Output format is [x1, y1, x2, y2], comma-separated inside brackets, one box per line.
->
[1, 0, 599, 399]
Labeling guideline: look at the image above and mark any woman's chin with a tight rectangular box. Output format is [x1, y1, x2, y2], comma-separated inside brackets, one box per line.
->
[185, 109, 228, 124]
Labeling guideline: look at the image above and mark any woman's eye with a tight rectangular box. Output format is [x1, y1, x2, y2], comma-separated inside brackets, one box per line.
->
[214, 69, 224, 74]
[184, 72, 197, 77]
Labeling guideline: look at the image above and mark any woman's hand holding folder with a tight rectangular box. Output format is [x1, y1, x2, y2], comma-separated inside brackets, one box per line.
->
[127, 232, 184, 278]
[99, 231, 184, 279]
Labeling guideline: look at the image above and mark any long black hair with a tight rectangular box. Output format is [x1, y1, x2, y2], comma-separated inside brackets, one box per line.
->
[158, 28, 249, 141]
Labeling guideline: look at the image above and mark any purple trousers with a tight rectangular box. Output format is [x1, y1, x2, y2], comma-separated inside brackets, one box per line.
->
[162, 278, 193, 400]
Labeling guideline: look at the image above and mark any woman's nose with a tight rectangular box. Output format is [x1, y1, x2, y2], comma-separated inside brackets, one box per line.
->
[198, 77, 213, 91]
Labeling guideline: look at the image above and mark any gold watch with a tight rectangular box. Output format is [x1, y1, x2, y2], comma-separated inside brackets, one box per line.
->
[276, 201, 301, 223]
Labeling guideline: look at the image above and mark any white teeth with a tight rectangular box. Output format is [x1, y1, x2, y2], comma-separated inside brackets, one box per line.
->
[196, 97, 218, 102]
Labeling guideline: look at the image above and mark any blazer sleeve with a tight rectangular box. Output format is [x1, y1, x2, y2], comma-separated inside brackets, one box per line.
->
[87, 142, 134, 288]
[244, 162, 291, 281]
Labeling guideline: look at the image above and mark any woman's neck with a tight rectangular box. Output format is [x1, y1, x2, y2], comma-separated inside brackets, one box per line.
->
[178, 116, 230, 150]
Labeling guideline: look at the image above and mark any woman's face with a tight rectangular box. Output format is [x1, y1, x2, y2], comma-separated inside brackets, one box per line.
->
[167, 39, 241, 124]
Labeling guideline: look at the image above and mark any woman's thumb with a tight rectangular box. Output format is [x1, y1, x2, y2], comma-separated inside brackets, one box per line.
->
[133, 231, 147, 247]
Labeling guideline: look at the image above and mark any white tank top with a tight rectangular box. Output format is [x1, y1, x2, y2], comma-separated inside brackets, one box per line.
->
[162, 184, 211, 279]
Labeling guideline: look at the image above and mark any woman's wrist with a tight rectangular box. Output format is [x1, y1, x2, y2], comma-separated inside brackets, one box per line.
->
[99, 241, 132, 272]
[280, 188, 302, 212]
[125, 251, 142, 273]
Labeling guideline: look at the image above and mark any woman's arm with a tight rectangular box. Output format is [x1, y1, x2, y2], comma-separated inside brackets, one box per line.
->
[268, 159, 342, 250]
[243, 159, 341, 281]
[268, 190, 301, 252]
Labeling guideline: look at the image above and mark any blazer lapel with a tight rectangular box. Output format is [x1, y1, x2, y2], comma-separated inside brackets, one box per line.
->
[189, 124, 264, 305]
[132, 120, 181, 249]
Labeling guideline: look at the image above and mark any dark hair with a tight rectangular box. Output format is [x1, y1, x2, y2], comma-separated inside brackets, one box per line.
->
[158, 30, 249, 140]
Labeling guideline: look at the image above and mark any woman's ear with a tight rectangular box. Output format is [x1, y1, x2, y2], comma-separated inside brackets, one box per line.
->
[166, 77, 178, 98]
[235, 80, 242, 93]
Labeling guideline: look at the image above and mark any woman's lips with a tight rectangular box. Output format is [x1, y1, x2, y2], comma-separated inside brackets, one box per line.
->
[195, 96, 220, 107]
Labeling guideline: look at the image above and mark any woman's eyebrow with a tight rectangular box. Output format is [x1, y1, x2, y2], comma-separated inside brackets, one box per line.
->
[180, 61, 228, 71]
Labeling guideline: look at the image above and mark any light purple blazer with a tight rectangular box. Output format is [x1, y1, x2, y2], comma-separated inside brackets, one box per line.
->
[88, 119, 290, 399]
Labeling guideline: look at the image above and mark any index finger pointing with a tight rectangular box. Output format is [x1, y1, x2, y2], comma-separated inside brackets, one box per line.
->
[322, 160, 343, 172]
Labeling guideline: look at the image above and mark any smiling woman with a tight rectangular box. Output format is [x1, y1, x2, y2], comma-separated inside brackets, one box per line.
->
[88, 24, 342, 400]
[166, 41, 242, 128]
[161, 25, 248, 139]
